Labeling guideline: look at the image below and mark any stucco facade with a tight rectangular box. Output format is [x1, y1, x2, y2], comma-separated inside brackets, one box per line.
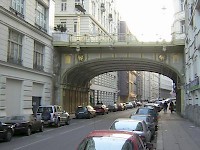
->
[0, 0, 55, 117]
[184, 0, 200, 123]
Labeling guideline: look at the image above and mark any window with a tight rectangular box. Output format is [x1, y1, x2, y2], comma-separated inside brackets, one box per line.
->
[35, 2, 46, 29]
[11, 0, 24, 15]
[7, 30, 23, 65]
[74, 20, 77, 33]
[33, 42, 44, 71]
[180, 0, 184, 11]
[92, 1, 95, 16]
[60, 20, 67, 28]
[180, 20, 185, 33]
[61, 0, 67, 11]
[92, 23, 95, 34]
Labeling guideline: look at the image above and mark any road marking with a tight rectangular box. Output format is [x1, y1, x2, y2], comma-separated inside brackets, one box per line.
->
[13, 137, 53, 150]
[13, 120, 102, 150]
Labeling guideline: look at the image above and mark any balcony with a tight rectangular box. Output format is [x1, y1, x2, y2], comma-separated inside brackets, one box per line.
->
[7, 56, 23, 65]
[75, 1, 86, 13]
[52, 32, 69, 42]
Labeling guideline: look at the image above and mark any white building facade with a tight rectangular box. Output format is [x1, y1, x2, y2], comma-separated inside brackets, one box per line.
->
[142, 72, 173, 101]
[172, 0, 185, 41]
[0, 0, 55, 117]
[184, 0, 200, 124]
[54, 0, 119, 106]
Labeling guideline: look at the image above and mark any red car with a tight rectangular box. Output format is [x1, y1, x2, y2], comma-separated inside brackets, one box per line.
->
[94, 105, 109, 115]
[77, 130, 153, 150]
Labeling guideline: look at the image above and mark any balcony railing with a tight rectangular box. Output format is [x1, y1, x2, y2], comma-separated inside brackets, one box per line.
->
[52, 32, 185, 46]
[53, 33, 139, 44]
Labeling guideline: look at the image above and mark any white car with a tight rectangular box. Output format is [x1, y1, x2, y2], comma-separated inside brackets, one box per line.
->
[125, 102, 134, 109]
[36, 105, 70, 127]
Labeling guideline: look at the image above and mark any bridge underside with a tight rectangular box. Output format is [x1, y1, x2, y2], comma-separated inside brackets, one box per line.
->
[63, 58, 181, 87]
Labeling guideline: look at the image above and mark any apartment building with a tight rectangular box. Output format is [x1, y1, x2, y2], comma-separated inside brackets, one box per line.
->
[0, 0, 55, 117]
[172, 0, 185, 41]
[184, 0, 200, 124]
[54, 0, 120, 107]
[55, 0, 119, 36]
[142, 72, 173, 101]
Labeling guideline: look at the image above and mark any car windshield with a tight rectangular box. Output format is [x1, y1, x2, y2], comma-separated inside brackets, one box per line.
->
[110, 121, 140, 131]
[37, 107, 53, 113]
[77, 107, 87, 112]
[78, 136, 134, 150]
[136, 108, 150, 115]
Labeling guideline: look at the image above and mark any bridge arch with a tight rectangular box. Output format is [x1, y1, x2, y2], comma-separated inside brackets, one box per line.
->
[61, 57, 184, 114]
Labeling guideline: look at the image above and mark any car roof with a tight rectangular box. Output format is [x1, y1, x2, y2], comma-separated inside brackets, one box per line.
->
[114, 118, 143, 123]
[131, 114, 151, 117]
[137, 107, 154, 110]
[87, 130, 137, 138]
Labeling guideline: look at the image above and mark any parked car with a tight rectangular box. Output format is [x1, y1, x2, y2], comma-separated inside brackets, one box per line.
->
[2, 114, 43, 136]
[0, 121, 14, 142]
[36, 105, 70, 127]
[125, 102, 134, 109]
[75, 105, 96, 119]
[108, 103, 118, 112]
[77, 130, 153, 150]
[154, 100, 163, 110]
[136, 101, 143, 106]
[135, 107, 159, 127]
[144, 103, 161, 112]
[117, 103, 125, 111]
[94, 104, 109, 115]
[109, 118, 152, 144]
[129, 114, 156, 138]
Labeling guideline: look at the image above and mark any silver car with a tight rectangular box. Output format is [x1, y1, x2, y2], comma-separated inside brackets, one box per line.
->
[129, 114, 156, 138]
[109, 118, 152, 144]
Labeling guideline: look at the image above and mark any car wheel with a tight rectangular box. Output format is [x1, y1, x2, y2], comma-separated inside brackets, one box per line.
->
[65, 117, 70, 125]
[4, 130, 12, 142]
[26, 127, 31, 136]
[39, 124, 44, 132]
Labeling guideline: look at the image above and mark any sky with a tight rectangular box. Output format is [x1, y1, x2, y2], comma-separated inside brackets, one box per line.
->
[116, 0, 174, 42]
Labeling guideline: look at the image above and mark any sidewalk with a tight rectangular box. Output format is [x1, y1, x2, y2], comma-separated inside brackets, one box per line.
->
[156, 111, 200, 150]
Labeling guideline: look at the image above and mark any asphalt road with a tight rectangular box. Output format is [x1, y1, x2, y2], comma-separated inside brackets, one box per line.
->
[0, 108, 137, 150]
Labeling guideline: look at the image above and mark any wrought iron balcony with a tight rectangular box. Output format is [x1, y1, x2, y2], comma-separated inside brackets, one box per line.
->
[75, 0, 86, 13]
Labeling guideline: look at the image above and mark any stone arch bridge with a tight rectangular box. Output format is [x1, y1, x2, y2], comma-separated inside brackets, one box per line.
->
[52, 33, 185, 114]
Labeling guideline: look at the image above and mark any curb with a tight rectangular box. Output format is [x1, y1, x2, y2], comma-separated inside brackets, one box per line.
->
[156, 121, 163, 150]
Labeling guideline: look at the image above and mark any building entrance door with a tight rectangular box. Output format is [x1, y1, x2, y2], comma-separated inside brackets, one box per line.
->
[32, 97, 41, 115]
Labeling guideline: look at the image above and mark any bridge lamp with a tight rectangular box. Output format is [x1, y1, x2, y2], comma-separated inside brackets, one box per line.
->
[76, 45, 80, 52]
[162, 45, 166, 52]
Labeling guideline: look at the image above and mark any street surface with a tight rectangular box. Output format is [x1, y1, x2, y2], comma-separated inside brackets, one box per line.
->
[0, 109, 139, 150]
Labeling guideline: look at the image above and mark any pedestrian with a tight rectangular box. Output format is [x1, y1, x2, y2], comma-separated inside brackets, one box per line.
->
[169, 101, 174, 113]
[163, 101, 168, 113]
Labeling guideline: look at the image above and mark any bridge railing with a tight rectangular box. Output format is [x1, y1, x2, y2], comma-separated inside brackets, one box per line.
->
[52, 32, 185, 46]
[53, 32, 139, 43]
